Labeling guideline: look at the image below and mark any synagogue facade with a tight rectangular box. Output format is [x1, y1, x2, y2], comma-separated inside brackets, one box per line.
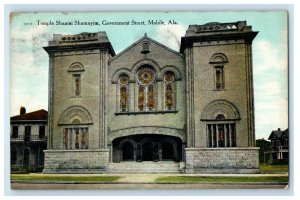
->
[43, 21, 259, 173]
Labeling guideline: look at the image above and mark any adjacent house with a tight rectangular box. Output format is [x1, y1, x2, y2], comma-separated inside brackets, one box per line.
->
[10, 107, 48, 172]
[264, 128, 289, 164]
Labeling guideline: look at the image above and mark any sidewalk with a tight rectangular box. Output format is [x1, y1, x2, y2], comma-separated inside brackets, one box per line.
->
[10, 173, 289, 189]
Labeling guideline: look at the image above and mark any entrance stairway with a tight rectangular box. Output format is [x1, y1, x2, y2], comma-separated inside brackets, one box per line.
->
[107, 161, 183, 174]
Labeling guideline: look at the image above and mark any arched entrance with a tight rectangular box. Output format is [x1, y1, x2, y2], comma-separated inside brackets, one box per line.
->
[112, 134, 182, 163]
[141, 140, 154, 161]
[161, 140, 176, 161]
[121, 141, 134, 161]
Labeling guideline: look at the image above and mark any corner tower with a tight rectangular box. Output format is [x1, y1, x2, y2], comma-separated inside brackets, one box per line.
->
[180, 21, 259, 173]
[43, 32, 115, 173]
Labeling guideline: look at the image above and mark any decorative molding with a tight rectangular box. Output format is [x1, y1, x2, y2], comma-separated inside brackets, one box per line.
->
[201, 99, 240, 120]
[58, 105, 93, 125]
[161, 65, 183, 81]
[209, 53, 228, 64]
[111, 68, 132, 84]
[115, 110, 178, 115]
[68, 62, 85, 72]
[108, 126, 185, 142]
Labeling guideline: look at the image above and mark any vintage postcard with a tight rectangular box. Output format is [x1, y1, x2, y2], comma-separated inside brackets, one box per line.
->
[9, 11, 288, 190]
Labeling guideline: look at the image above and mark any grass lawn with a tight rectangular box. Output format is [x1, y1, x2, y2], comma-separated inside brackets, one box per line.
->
[155, 176, 288, 183]
[259, 165, 289, 174]
[11, 174, 121, 182]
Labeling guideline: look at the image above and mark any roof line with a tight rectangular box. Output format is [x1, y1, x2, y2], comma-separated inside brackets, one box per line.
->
[110, 34, 183, 62]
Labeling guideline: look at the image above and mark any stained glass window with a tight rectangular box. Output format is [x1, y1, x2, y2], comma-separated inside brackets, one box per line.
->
[63, 128, 89, 150]
[207, 123, 236, 148]
[137, 66, 156, 111]
[74, 74, 81, 96]
[118, 74, 129, 112]
[164, 71, 175, 110]
[215, 67, 224, 90]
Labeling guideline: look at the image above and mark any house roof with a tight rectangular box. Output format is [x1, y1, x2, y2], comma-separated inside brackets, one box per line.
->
[268, 128, 289, 140]
[10, 109, 48, 121]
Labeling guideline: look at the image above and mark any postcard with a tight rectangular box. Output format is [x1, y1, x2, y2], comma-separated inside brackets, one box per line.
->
[9, 11, 288, 190]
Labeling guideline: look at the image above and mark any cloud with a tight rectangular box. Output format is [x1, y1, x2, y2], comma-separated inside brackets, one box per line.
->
[10, 25, 51, 116]
[252, 30, 288, 139]
[254, 74, 288, 139]
[155, 24, 187, 51]
[253, 33, 287, 75]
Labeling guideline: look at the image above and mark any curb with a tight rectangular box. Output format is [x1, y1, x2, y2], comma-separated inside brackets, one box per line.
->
[11, 180, 288, 185]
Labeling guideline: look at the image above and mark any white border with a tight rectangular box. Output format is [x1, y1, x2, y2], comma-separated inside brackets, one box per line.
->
[1, 1, 298, 198]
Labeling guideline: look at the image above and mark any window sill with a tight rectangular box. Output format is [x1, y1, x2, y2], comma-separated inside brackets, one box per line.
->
[213, 89, 225, 91]
[115, 110, 178, 116]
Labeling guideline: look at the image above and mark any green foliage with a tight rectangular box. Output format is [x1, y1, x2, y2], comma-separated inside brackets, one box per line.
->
[259, 164, 289, 173]
[256, 139, 271, 163]
[155, 176, 288, 183]
[11, 174, 121, 182]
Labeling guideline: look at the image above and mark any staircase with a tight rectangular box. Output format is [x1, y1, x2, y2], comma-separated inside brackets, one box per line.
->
[107, 161, 183, 174]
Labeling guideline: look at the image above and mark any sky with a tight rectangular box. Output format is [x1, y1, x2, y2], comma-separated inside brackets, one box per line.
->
[9, 11, 288, 140]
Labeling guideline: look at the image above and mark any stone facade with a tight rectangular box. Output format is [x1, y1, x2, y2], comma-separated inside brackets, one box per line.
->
[43, 21, 259, 173]
[43, 150, 109, 173]
[185, 148, 259, 173]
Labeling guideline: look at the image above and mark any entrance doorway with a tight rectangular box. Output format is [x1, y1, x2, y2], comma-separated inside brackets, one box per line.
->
[142, 140, 154, 161]
[112, 134, 182, 163]
[121, 141, 134, 161]
[161, 140, 176, 160]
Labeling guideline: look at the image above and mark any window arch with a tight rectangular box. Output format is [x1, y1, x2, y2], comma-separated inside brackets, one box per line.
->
[209, 53, 228, 91]
[163, 71, 176, 110]
[118, 74, 129, 112]
[59, 106, 92, 150]
[136, 65, 156, 111]
[202, 100, 239, 148]
[68, 62, 84, 97]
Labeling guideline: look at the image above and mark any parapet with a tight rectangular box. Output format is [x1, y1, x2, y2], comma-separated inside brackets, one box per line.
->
[180, 21, 258, 53]
[44, 32, 115, 56]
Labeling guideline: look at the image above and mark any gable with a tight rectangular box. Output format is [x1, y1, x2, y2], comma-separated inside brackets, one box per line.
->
[110, 34, 184, 63]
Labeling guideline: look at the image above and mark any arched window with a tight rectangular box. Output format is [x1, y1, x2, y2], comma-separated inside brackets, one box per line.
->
[209, 53, 228, 91]
[59, 106, 92, 150]
[164, 71, 176, 110]
[215, 66, 224, 90]
[68, 62, 85, 97]
[74, 75, 81, 96]
[118, 74, 129, 112]
[201, 100, 240, 148]
[137, 66, 156, 111]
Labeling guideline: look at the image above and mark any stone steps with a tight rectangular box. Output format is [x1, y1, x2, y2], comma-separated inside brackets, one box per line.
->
[108, 161, 183, 174]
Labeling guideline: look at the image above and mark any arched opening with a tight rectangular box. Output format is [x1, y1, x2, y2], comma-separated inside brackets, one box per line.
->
[112, 134, 182, 163]
[161, 141, 176, 161]
[23, 148, 30, 170]
[121, 141, 134, 161]
[142, 140, 154, 161]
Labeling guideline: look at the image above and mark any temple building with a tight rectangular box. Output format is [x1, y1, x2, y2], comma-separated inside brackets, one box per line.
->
[43, 21, 259, 173]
